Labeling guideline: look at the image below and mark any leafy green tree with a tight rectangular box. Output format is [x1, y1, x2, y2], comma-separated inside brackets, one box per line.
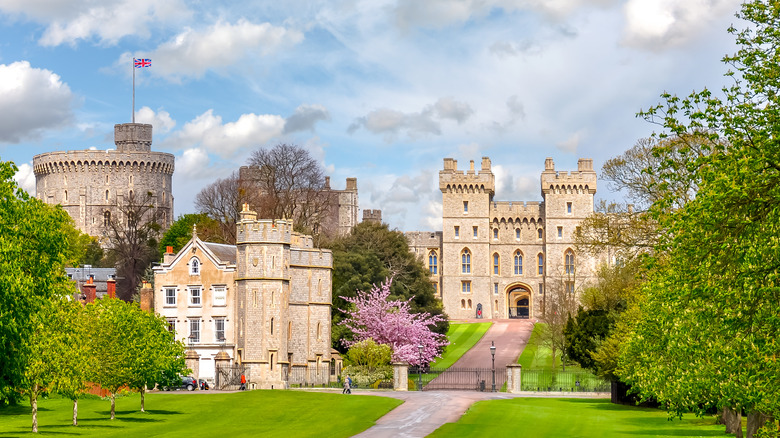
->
[326, 221, 447, 352]
[158, 213, 221, 257]
[0, 160, 72, 405]
[345, 339, 392, 369]
[618, 1, 780, 435]
[50, 299, 90, 427]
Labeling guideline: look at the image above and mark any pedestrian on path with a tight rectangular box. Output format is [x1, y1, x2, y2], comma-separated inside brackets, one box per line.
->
[240, 373, 246, 391]
[343, 375, 352, 394]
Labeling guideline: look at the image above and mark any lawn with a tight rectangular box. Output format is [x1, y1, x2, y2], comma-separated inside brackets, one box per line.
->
[430, 322, 492, 368]
[0, 390, 401, 437]
[429, 398, 724, 438]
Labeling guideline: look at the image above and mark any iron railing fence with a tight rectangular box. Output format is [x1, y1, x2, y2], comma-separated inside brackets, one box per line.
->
[410, 367, 499, 391]
[520, 369, 610, 392]
[285, 364, 332, 388]
[215, 364, 249, 391]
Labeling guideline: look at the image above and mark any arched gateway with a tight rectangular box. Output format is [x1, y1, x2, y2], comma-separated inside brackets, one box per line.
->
[506, 284, 532, 319]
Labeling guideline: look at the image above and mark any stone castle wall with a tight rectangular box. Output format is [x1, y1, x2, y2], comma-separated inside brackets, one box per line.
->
[33, 123, 174, 237]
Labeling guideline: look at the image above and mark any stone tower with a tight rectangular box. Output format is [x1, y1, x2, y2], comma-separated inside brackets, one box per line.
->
[33, 123, 174, 237]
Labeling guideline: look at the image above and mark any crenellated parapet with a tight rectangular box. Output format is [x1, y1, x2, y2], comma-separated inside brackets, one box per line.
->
[541, 158, 597, 195]
[236, 206, 294, 245]
[33, 150, 175, 176]
[439, 157, 495, 195]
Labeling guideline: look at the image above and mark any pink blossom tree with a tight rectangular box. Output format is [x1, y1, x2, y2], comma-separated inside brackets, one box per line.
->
[339, 278, 449, 365]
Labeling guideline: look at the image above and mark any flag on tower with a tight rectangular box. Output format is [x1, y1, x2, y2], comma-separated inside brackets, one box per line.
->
[134, 58, 151, 68]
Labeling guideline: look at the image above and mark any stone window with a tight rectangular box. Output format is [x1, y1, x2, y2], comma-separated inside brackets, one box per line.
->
[567, 202, 572, 214]
[494, 283, 499, 295]
[493, 228, 498, 240]
[463, 201, 468, 213]
[537, 253, 544, 275]
[493, 253, 500, 275]
[189, 318, 200, 344]
[467, 299, 472, 309]
[64, 190, 68, 202]
[516, 228, 521, 239]
[565, 249, 575, 275]
[461, 249, 471, 273]
[105, 190, 109, 201]
[461, 299, 466, 309]
[167, 318, 175, 333]
[566, 281, 575, 294]
[538, 228, 543, 239]
[557, 226, 563, 238]
[428, 250, 438, 274]
[189, 287, 201, 306]
[514, 251, 523, 275]
[454, 226, 460, 238]
[214, 318, 225, 343]
[539, 283, 544, 295]
[461, 281, 471, 293]
[164, 287, 176, 306]
[271, 317, 275, 335]
[190, 257, 200, 275]
[473, 226, 478, 238]
[104, 211, 111, 227]
[213, 286, 226, 306]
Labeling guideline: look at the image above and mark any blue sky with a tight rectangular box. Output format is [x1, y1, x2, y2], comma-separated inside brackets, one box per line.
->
[0, 0, 741, 231]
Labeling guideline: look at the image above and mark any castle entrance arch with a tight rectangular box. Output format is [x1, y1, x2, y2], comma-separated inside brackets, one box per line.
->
[506, 284, 532, 319]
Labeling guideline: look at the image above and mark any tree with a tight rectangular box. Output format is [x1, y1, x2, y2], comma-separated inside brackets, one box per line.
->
[244, 143, 331, 235]
[538, 276, 579, 371]
[617, 2, 780, 435]
[326, 221, 448, 351]
[0, 160, 72, 405]
[159, 213, 222, 257]
[194, 172, 257, 244]
[339, 278, 448, 366]
[49, 299, 90, 427]
[103, 191, 163, 300]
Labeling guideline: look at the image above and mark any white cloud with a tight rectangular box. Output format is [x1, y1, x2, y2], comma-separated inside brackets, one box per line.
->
[284, 104, 331, 134]
[348, 98, 472, 140]
[622, 0, 740, 49]
[176, 148, 210, 178]
[163, 110, 285, 158]
[556, 130, 584, 154]
[0, 0, 192, 46]
[135, 106, 176, 134]
[433, 97, 473, 124]
[0, 61, 73, 143]
[12, 162, 35, 194]
[145, 19, 304, 80]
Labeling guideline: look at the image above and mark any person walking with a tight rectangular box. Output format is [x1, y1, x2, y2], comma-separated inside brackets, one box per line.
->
[240, 374, 247, 391]
[342, 375, 351, 394]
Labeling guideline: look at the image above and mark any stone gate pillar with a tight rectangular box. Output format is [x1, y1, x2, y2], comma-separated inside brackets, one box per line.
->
[393, 363, 409, 391]
[186, 350, 201, 380]
[506, 364, 522, 394]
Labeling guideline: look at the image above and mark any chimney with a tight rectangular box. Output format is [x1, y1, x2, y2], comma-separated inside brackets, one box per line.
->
[577, 158, 594, 172]
[82, 277, 97, 303]
[139, 281, 154, 312]
[324, 176, 331, 189]
[164, 245, 176, 264]
[346, 177, 357, 191]
[107, 278, 116, 298]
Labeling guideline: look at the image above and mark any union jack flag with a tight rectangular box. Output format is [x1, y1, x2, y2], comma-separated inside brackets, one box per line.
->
[134, 58, 151, 68]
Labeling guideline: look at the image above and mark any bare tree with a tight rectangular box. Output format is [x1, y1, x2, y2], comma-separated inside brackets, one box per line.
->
[244, 143, 331, 234]
[194, 172, 257, 244]
[539, 264, 580, 371]
[103, 191, 162, 301]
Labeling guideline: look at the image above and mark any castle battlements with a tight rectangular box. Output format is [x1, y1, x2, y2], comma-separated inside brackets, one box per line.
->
[439, 157, 495, 194]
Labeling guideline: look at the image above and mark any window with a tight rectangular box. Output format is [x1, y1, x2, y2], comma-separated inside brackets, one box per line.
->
[271, 317, 274, 335]
[461, 299, 466, 309]
[164, 287, 176, 306]
[434, 283, 438, 294]
[567, 202, 572, 214]
[493, 228, 498, 240]
[538, 254, 544, 275]
[514, 251, 523, 275]
[538, 283, 544, 295]
[494, 283, 499, 295]
[105, 190, 109, 201]
[189, 319, 200, 344]
[454, 226, 460, 238]
[566, 281, 575, 294]
[213, 286, 226, 306]
[557, 227, 563, 238]
[463, 201, 468, 213]
[493, 253, 500, 275]
[64, 190, 68, 202]
[104, 211, 111, 227]
[167, 318, 176, 333]
[473, 226, 478, 238]
[428, 251, 438, 274]
[189, 287, 201, 306]
[467, 299, 472, 309]
[462, 281, 471, 293]
[190, 258, 200, 275]
[515, 228, 521, 239]
[538, 228, 543, 239]
[214, 318, 225, 342]
[565, 249, 575, 275]
[461, 249, 471, 273]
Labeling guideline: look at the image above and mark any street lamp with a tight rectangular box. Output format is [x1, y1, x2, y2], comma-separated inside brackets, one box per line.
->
[490, 341, 496, 392]
[417, 344, 424, 392]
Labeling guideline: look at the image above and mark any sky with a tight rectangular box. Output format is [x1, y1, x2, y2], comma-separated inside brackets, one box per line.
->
[0, 0, 743, 232]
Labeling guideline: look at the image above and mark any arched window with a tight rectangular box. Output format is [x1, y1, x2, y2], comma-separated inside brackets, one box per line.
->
[103, 211, 111, 227]
[461, 299, 466, 309]
[105, 190, 109, 201]
[493, 253, 500, 275]
[429, 251, 438, 274]
[461, 248, 471, 273]
[538, 253, 544, 275]
[467, 299, 472, 309]
[565, 249, 575, 275]
[537, 228, 543, 239]
[271, 317, 275, 335]
[493, 228, 498, 239]
[515, 228, 521, 239]
[514, 251, 523, 275]
[317, 322, 321, 340]
[190, 257, 200, 275]
[63, 190, 68, 202]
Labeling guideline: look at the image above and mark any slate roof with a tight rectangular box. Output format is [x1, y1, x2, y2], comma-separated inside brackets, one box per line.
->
[203, 242, 237, 265]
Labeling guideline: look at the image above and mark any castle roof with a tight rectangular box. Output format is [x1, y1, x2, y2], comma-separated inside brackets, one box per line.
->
[203, 242, 237, 265]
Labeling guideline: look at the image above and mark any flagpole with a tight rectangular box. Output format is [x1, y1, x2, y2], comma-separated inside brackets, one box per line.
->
[132, 58, 135, 123]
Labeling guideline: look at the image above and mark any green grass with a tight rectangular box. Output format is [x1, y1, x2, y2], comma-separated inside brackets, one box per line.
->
[430, 322, 492, 368]
[0, 390, 401, 437]
[429, 398, 724, 438]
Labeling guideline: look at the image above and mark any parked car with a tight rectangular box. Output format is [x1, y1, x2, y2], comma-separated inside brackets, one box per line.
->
[164, 376, 197, 391]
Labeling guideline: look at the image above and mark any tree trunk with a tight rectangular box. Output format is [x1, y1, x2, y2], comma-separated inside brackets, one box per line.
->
[72, 398, 78, 426]
[141, 386, 145, 413]
[110, 393, 116, 420]
[723, 407, 743, 438]
[551, 345, 557, 370]
[746, 412, 773, 438]
[30, 386, 38, 433]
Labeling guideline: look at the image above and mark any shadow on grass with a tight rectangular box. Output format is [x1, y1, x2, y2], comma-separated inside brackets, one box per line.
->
[0, 404, 33, 416]
[617, 428, 723, 436]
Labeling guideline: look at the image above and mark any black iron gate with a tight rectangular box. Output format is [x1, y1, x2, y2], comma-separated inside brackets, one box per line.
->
[410, 367, 499, 391]
[215, 364, 248, 391]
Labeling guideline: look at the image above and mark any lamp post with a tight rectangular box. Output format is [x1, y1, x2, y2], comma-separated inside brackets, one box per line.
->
[417, 344, 424, 392]
[490, 341, 496, 392]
